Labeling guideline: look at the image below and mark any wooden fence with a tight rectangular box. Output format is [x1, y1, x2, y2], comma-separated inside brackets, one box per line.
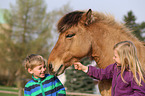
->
[66, 92, 100, 96]
[0, 88, 101, 96]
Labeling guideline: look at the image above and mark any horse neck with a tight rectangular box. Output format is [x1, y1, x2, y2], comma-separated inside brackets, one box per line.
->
[90, 31, 114, 68]
[88, 23, 135, 68]
[89, 21, 145, 68]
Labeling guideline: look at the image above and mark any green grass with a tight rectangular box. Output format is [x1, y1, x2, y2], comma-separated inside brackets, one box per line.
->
[0, 93, 17, 96]
[0, 85, 24, 96]
[0, 86, 18, 92]
[0, 88, 18, 92]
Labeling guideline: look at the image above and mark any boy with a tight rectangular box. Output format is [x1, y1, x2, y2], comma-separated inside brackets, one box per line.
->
[23, 54, 66, 96]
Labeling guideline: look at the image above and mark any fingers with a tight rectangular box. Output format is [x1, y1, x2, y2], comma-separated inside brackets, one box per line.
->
[74, 62, 82, 70]
[73, 62, 88, 72]
[74, 64, 78, 69]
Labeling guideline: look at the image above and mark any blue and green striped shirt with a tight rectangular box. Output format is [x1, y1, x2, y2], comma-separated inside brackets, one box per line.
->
[24, 74, 66, 96]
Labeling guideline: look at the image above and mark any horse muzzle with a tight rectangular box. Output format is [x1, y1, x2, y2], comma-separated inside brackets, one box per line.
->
[48, 63, 66, 76]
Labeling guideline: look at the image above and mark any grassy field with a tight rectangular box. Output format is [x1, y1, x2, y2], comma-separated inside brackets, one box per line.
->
[0, 86, 23, 96]
[0, 93, 17, 96]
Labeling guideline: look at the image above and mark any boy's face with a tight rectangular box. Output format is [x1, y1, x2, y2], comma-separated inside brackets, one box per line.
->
[113, 50, 121, 66]
[28, 62, 46, 79]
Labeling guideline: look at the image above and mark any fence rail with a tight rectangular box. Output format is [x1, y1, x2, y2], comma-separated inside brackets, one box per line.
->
[66, 92, 100, 96]
[0, 89, 100, 96]
[0, 90, 18, 95]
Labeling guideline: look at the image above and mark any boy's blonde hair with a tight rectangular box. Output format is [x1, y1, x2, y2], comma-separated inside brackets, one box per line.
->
[113, 41, 145, 86]
[23, 54, 46, 70]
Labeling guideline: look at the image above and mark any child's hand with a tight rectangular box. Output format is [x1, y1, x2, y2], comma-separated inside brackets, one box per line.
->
[74, 62, 88, 72]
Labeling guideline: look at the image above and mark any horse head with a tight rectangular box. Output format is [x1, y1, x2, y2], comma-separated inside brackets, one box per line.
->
[48, 9, 95, 76]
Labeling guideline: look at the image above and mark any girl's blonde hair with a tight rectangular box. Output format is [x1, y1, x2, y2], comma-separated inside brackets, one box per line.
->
[23, 54, 46, 70]
[113, 41, 145, 86]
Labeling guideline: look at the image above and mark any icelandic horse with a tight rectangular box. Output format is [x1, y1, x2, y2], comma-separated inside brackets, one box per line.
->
[48, 9, 145, 96]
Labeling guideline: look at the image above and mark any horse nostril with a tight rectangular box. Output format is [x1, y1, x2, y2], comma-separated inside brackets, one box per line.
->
[49, 63, 53, 70]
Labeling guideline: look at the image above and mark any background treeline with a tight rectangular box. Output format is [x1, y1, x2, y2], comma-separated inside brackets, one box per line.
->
[0, 0, 72, 89]
[0, 0, 145, 94]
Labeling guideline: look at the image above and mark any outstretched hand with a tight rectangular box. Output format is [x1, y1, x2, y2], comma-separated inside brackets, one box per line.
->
[74, 62, 88, 72]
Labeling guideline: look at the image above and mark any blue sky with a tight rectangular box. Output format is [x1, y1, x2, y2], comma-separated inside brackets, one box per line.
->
[0, 0, 145, 23]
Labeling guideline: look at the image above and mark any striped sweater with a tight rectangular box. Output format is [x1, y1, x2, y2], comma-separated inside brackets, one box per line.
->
[24, 74, 66, 96]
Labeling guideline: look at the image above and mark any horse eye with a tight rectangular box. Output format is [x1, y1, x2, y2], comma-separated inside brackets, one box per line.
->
[66, 34, 75, 38]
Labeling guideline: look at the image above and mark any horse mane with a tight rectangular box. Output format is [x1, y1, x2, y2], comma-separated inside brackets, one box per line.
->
[57, 10, 137, 40]
[57, 11, 84, 33]
[57, 10, 125, 32]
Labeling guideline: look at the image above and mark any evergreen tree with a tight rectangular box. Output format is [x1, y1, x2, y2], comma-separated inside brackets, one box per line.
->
[139, 22, 145, 40]
[123, 11, 145, 41]
[65, 57, 94, 94]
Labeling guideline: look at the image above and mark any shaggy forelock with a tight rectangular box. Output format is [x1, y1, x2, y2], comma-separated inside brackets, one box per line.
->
[57, 11, 84, 33]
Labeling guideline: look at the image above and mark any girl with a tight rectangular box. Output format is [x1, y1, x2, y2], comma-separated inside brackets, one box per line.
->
[74, 41, 145, 96]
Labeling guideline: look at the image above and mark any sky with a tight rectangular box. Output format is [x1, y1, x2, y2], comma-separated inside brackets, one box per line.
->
[0, 0, 145, 23]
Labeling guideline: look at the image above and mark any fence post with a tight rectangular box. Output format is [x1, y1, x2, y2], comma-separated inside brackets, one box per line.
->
[18, 88, 22, 96]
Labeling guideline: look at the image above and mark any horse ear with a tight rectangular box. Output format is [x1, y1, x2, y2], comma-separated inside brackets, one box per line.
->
[81, 9, 95, 25]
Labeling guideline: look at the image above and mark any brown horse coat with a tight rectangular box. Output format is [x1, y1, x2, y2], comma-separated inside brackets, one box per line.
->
[48, 9, 145, 96]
